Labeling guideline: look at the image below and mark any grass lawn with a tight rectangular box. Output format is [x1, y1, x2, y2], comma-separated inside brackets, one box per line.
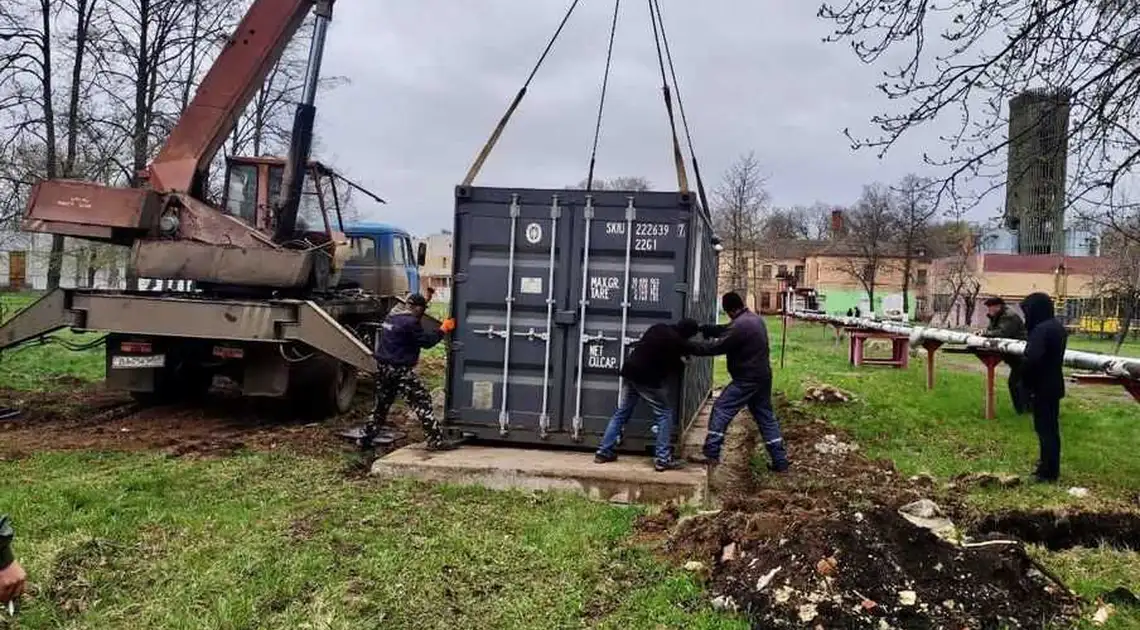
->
[2, 294, 1138, 628]
[1, 453, 740, 630]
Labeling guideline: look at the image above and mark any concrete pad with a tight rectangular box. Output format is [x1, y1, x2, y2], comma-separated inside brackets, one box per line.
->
[371, 443, 709, 505]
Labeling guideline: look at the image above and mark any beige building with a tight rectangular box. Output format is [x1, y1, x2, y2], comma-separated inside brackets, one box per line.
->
[718, 239, 932, 317]
[416, 231, 453, 301]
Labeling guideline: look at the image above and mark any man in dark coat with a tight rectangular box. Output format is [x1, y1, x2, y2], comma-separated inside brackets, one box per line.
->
[595, 318, 699, 472]
[982, 296, 1029, 414]
[0, 515, 26, 605]
[363, 293, 458, 450]
[688, 292, 790, 472]
[1019, 292, 1068, 482]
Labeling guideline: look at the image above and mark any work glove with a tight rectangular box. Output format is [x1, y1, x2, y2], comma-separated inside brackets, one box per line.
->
[440, 318, 457, 334]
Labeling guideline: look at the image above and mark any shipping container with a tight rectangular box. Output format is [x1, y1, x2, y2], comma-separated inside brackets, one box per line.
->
[444, 186, 719, 453]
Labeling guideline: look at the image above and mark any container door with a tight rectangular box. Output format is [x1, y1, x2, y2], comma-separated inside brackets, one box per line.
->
[562, 192, 691, 446]
[449, 189, 572, 439]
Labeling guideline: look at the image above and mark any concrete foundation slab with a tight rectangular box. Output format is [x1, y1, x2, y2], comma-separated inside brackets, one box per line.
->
[371, 443, 709, 505]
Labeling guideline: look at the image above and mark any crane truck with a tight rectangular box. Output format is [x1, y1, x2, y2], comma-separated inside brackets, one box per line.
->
[0, 0, 419, 417]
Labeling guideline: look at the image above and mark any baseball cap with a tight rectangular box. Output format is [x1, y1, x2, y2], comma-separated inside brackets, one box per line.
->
[983, 297, 1004, 306]
[406, 293, 429, 308]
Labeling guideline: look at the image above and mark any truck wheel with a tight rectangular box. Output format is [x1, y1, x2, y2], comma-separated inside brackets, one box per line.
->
[290, 355, 358, 418]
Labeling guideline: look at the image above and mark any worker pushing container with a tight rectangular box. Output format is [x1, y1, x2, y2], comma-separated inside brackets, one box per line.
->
[444, 185, 718, 454]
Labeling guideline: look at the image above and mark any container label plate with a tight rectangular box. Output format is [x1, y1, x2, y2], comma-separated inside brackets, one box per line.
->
[472, 381, 494, 410]
[519, 277, 543, 295]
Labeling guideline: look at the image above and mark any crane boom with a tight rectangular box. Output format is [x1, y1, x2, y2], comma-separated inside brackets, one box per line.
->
[147, 0, 325, 195]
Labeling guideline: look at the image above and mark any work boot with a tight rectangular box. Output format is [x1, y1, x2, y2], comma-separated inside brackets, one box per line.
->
[594, 452, 617, 464]
[767, 461, 791, 474]
[654, 459, 686, 472]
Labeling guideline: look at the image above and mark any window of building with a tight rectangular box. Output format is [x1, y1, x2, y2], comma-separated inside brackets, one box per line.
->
[862, 264, 875, 280]
[794, 265, 805, 284]
[916, 269, 928, 286]
[761, 264, 772, 280]
[760, 292, 772, 310]
[777, 264, 788, 278]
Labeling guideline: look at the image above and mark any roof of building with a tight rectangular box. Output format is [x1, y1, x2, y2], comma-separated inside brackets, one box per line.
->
[727, 238, 929, 261]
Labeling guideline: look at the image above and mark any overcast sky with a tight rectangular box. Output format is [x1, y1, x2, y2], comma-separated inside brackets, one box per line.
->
[313, 0, 958, 236]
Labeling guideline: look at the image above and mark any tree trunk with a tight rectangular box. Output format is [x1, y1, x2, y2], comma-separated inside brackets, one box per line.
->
[39, 0, 62, 289]
[1113, 296, 1137, 355]
[901, 255, 913, 314]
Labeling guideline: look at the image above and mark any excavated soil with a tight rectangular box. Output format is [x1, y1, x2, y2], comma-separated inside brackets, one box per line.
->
[649, 396, 1080, 629]
[0, 376, 428, 460]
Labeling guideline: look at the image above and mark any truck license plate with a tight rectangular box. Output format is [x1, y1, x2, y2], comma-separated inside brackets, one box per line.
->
[111, 354, 166, 369]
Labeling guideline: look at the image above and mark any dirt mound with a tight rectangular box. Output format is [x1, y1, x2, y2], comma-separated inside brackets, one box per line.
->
[647, 395, 1077, 628]
[669, 507, 1074, 628]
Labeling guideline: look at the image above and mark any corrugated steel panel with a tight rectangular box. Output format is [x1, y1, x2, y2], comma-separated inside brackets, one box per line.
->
[445, 186, 718, 453]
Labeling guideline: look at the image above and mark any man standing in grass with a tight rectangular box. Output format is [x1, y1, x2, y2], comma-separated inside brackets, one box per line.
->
[594, 318, 700, 472]
[362, 293, 458, 451]
[689, 292, 790, 472]
[1019, 292, 1068, 483]
[982, 296, 1029, 414]
[0, 515, 26, 606]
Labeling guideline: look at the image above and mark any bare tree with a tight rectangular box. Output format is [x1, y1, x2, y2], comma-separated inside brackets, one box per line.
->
[834, 183, 898, 311]
[1093, 215, 1140, 352]
[893, 174, 938, 314]
[713, 152, 767, 296]
[932, 223, 983, 327]
[569, 176, 652, 192]
[762, 207, 811, 241]
[819, 0, 1140, 247]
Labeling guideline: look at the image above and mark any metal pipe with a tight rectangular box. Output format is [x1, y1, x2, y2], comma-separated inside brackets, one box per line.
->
[538, 195, 560, 438]
[571, 196, 595, 441]
[790, 311, 1140, 381]
[616, 197, 636, 402]
[301, 14, 330, 106]
[498, 195, 521, 436]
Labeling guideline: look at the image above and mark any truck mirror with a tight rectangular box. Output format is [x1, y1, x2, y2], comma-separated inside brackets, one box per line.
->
[417, 241, 427, 267]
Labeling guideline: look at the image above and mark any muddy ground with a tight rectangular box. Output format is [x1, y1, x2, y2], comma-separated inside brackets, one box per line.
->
[0, 376, 428, 461]
[637, 396, 1138, 629]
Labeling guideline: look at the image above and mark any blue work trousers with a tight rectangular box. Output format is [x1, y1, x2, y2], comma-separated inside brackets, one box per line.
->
[596, 382, 675, 464]
[703, 379, 788, 466]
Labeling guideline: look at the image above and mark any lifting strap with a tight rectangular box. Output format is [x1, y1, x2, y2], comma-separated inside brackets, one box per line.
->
[647, 0, 689, 194]
[462, 0, 709, 205]
[585, 0, 622, 192]
[649, 0, 712, 221]
[462, 0, 583, 187]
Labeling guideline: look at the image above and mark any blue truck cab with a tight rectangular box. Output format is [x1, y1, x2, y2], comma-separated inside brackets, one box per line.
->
[339, 222, 425, 297]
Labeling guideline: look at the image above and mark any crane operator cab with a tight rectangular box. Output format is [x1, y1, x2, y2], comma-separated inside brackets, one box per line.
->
[219, 155, 424, 299]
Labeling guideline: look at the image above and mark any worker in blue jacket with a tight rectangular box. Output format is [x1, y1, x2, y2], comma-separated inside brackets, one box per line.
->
[0, 515, 26, 605]
[688, 292, 790, 472]
[362, 293, 458, 451]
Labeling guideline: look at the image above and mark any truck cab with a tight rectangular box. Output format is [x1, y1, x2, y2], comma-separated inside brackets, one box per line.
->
[340, 222, 426, 298]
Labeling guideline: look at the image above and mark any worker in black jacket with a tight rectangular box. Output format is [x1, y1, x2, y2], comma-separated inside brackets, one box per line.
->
[0, 515, 26, 605]
[595, 318, 699, 471]
[362, 293, 458, 451]
[688, 292, 790, 472]
[982, 296, 1029, 414]
[1020, 292, 1068, 482]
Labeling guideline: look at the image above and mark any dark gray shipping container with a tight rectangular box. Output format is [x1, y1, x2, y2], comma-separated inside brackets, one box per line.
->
[444, 185, 718, 453]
